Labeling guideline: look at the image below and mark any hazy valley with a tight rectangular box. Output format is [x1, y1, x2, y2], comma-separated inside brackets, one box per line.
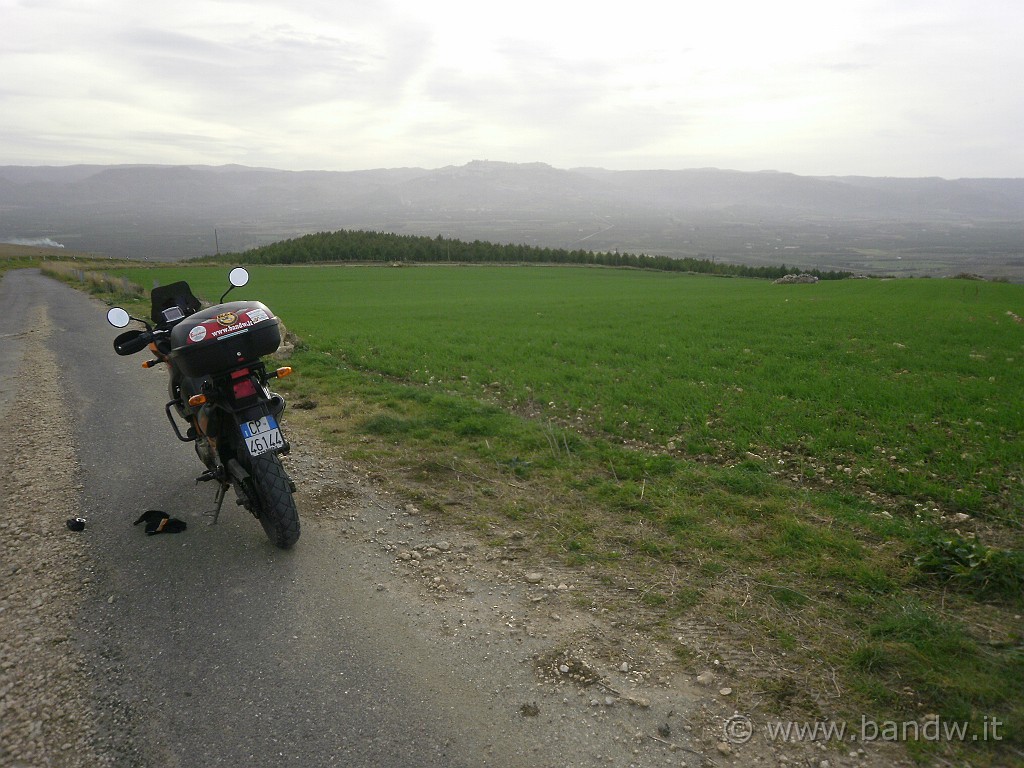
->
[2, 161, 1022, 279]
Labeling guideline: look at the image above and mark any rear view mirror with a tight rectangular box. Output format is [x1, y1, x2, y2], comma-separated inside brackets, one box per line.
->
[229, 267, 249, 288]
[220, 267, 250, 303]
[107, 307, 131, 328]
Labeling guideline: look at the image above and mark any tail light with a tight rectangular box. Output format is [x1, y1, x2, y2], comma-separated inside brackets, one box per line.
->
[230, 368, 257, 399]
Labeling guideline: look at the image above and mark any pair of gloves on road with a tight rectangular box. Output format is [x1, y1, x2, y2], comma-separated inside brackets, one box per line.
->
[133, 510, 187, 535]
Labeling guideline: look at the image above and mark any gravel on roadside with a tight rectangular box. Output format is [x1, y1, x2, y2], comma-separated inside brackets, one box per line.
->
[0, 306, 111, 768]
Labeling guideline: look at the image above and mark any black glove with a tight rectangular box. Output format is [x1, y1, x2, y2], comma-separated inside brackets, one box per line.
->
[133, 510, 187, 535]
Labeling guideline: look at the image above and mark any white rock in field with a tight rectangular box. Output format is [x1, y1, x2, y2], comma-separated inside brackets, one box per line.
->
[774, 273, 819, 284]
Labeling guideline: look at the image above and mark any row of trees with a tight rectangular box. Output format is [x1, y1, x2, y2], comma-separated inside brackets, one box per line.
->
[206, 229, 853, 280]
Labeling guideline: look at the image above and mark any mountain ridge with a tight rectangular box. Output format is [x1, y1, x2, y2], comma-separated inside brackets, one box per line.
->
[1, 161, 1022, 276]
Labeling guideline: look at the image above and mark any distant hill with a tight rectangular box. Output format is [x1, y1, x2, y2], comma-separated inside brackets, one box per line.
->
[1, 161, 1022, 277]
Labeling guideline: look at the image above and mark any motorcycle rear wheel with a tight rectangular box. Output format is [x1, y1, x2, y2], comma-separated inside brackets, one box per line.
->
[248, 453, 300, 548]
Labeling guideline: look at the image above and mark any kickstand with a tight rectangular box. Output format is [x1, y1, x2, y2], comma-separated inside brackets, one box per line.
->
[208, 482, 229, 525]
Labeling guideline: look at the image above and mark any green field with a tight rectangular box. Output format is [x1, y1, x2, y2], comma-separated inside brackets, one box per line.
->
[111, 265, 1023, 519]
[86, 263, 1022, 763]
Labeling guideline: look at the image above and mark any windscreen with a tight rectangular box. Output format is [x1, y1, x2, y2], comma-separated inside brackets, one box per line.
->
[150, 281, 202, 326]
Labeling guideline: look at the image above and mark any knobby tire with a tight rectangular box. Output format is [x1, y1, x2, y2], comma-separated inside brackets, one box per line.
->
[248, 453, 300, 548]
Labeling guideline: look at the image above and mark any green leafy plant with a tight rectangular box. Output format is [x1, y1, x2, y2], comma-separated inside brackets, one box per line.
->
[914, 536, 1024, 601]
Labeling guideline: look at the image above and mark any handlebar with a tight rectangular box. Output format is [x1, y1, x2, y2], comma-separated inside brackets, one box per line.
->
[113, 327, 168, 356]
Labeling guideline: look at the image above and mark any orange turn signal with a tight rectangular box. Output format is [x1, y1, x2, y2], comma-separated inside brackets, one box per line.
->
[188, 394, 207, 407]
[274, 367, 293, 378]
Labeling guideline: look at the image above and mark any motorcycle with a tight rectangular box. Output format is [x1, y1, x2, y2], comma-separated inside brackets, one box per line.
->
[106, 267, 300, 548]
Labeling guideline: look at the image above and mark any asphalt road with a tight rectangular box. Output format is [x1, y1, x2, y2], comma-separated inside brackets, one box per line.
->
[2, 270, 542, 768]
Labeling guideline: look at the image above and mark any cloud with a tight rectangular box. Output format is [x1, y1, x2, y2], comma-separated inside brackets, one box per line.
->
[0, 0, 1022, 176]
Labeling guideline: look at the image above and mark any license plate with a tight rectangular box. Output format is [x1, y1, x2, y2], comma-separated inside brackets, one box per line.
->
[240, 415, 284, 456]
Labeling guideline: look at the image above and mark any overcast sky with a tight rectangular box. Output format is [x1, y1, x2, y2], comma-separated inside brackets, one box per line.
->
[2, 0, 1022, 178]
